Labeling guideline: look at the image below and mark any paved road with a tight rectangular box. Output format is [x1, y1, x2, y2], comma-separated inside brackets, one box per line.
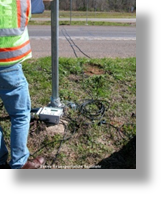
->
[28, 25, 136, 58]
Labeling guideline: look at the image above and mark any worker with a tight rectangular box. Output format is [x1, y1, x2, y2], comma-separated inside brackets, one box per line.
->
[0, 0, 45, 169]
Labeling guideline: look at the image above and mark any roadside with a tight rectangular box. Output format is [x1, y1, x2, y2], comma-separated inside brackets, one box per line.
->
[0, 57, 136, 169]
[30, 11, 136, 26]
[30, 17, 136, 27]
[31, 17, 136, 23]
[32, 10, 136, 19]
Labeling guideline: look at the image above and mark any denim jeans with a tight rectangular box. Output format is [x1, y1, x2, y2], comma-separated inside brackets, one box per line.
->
[0, 63, 31, 169]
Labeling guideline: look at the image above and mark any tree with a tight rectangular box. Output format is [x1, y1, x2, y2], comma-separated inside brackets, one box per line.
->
[44, 0, 136, 12]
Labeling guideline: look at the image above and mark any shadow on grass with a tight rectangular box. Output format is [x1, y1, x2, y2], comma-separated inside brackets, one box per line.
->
[91, 136, 136, 169]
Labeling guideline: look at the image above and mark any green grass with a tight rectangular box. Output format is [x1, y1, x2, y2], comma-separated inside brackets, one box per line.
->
[0, 57, 136, 169]
[32, 10, 136, 19]
[30, 10, 136, 26]
[29, 20, 133, 26]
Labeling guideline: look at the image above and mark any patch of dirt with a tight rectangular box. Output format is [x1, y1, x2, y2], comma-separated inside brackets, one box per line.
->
[45, 123, 66, 136]
[27, 120, 67, 155]
[84, 64, 105, 76]
[68, 75, 82, 82]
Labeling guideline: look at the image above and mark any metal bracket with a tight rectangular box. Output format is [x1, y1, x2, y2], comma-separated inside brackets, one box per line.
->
[50, 97, 65, 108]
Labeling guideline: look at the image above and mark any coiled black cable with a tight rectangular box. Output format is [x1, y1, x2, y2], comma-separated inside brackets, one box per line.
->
[78, 99, 109, 121]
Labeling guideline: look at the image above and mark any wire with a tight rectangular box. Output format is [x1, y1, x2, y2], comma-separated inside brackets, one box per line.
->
[61, 27, 91, 59]
[0, 29, 136, 167]
[61, 28, 78, 58]
[78, 99, 109, 121]
[30, 119, 77, 167]
[50, 121, 68, 166]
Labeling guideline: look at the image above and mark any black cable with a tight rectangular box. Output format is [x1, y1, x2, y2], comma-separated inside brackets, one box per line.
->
[61, 28, 78, 58]
[63, 27, 91, 58]
[50, 121, 68, 166]
[63, 28, 91, 58]
[30, 119, 77, 168]
[61, 27, 91, 59]
[78, 99, 109, 121]
[0, 30, 136, 168]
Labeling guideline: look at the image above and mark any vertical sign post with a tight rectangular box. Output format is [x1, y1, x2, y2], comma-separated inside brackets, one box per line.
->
[50, 0, 63, 107]
[86, 0, 89, 25]
[70, 0, 72, 25]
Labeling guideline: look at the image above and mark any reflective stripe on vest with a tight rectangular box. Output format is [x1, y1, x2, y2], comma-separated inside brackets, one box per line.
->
[0, 0, 30, 36]
[0, 40, 31, 63]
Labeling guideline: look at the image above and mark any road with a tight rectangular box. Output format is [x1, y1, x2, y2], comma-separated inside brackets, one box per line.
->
[28, 25, 136, 58]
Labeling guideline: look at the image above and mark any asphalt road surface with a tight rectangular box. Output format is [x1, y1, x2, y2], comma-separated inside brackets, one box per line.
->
[28, 25, 136, 58]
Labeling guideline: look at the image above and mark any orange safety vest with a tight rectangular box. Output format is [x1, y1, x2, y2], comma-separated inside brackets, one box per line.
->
[0, 0, 32, 66]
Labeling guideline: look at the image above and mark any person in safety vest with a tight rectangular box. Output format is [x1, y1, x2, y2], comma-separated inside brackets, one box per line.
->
[0, 0, 45, 169]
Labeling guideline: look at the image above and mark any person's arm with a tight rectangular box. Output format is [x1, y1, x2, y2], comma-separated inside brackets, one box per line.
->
[31, 0, 45, 14]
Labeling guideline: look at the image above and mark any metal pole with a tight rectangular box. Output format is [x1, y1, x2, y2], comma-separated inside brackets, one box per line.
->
[86, 0, 89, 25]
[50, 0, 63, 107]
[94, 0, 96, 18]
[70, 0, 72, 25]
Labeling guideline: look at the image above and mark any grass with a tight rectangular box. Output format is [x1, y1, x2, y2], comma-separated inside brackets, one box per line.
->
[0, 57, 136, 169]
[30, 10, 136, 26]
[32, 10, 136, 18]
[29, 20, 133, 26]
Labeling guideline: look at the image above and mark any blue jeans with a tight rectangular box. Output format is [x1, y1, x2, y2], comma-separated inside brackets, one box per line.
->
[0, 63, 31, 169]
